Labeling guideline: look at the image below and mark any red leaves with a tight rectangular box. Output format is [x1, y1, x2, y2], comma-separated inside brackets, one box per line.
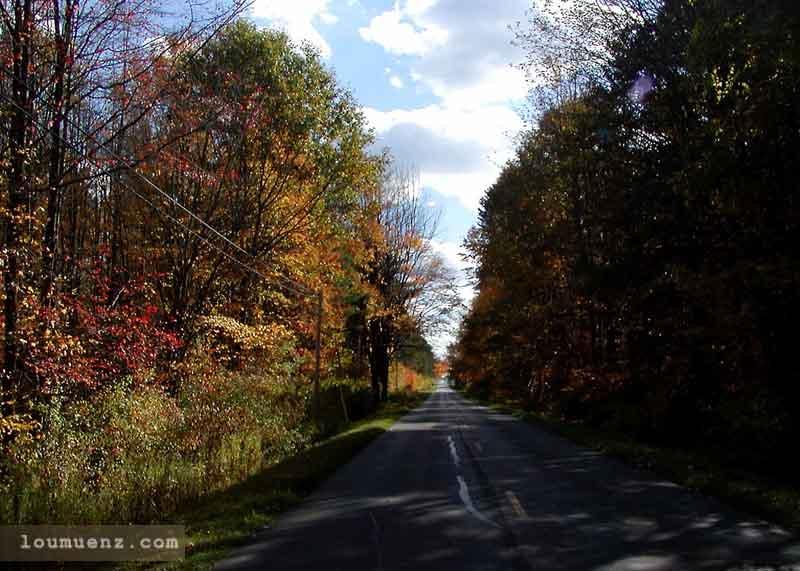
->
[26, 259, 182, 394]
[79, 292, 181, 387]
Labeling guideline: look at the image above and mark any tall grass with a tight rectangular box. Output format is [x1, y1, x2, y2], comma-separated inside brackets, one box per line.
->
[0, 370, 371, 525]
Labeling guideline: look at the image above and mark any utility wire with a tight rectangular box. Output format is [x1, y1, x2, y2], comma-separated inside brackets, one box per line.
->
[0, 0, 314, 296]
[0, 87, 314, 299]
[0, 4, 327, 420]
[0, 55, 317, 297]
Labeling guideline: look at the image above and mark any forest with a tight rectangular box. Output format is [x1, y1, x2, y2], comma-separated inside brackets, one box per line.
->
[450, 0, 800, 478]
[4, 0, 799, 544]
[0, 0, 458, 525]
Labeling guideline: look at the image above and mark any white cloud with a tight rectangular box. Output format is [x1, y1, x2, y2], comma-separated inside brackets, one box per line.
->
[251, 0, 337, 58]
[423, 64, 528, 110]
[319, 12, 338, 25]
[389, 75, 405, 89]
[361, 1, 528, 107]
[429, 239, 468, 273]
[360, 1, 528, 210]
[364, 103, 522, 209]
[364, 104, 519, 149]
[420, 171, 500, 211]
[358, 2, 448, 56]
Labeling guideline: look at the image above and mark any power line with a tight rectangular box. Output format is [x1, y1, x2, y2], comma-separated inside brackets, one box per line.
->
[0, 13, 328, 419]
[0, 86, 316, 298]
[0, 0, 314, 297]
[0, 66, 316, 297]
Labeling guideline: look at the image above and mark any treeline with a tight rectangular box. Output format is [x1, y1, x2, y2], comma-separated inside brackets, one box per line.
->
[0, 0, 456, 524]
[450, 0, 800, 471]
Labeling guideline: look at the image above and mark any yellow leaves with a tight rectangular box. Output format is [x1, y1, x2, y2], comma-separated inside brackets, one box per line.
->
[0, 410, 39, 437]
[198, 314, 294, 368]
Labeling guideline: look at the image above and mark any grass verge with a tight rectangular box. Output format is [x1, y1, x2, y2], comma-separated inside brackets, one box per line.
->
[460, 390, 800, 534]
[118, 390, 431, 570]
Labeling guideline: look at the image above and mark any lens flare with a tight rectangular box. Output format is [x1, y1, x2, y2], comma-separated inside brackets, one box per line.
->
[629, 72, 654, 103]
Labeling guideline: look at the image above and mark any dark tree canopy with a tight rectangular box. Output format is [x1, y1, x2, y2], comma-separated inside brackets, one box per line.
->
[450, 0, 800, 472]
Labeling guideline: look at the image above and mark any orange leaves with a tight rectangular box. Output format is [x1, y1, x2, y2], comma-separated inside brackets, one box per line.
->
[197, 314, 294, 371]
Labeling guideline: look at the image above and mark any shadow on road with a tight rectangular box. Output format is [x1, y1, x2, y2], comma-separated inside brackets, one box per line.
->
[215, 386, 800, 571]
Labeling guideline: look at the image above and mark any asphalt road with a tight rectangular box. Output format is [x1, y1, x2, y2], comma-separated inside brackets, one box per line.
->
[216, 380, 800, 570]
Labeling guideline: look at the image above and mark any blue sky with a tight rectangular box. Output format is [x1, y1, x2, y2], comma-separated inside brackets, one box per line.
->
[250, 0, 531, 353]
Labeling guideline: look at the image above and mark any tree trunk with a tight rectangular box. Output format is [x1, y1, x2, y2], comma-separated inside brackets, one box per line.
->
[3, 0, 34, 412]
[41, 0, 73, 305]
[368, 317, 391, 406]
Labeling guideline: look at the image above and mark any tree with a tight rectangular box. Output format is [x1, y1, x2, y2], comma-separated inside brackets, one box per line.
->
[454, 0, 800, 463]
[360, 167, 460, 403]
[0, 0, 247, 411]
[130, 21, 374, 338]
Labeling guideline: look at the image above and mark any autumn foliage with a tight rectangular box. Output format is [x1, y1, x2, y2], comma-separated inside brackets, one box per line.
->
[450, 0, 800, 476]
[0, 3, 444, 524]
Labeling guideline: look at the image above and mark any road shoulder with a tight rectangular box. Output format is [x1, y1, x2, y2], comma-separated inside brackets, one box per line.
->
[115, 393, 431, 570]
[456, 387, 800, 536]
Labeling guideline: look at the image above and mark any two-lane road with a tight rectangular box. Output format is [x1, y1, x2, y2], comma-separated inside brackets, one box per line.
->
[217, 381, 799, 570]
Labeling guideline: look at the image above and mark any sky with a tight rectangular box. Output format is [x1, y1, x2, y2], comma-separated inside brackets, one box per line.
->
[250, 0, 532, 354]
